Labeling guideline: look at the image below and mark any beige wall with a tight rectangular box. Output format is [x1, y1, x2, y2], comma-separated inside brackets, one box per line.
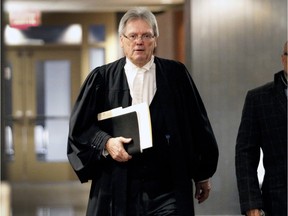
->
[156, 8, 185, 62]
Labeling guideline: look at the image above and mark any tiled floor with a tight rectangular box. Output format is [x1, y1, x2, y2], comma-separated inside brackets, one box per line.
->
[7, 181, 243, 216]
[10, 181, 91, 216]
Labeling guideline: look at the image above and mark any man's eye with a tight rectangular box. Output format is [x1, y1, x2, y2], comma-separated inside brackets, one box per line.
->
[129, 35, 137, 40]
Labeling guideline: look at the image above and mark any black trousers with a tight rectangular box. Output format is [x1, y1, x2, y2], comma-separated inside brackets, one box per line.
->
[127, 191, 180, 216]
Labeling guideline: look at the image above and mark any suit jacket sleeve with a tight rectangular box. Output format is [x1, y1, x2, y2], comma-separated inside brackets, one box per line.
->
[235, 91, 263, 213]
[67, 66, 111, 183]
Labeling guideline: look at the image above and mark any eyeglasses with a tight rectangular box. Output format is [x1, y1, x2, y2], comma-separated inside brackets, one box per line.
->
[123, 33, 155, 42]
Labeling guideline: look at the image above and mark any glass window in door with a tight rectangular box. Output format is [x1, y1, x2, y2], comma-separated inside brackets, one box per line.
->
[35, 60, 71, 162]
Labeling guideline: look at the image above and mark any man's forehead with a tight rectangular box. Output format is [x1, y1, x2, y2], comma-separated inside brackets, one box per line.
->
[125, 23, 153, 34]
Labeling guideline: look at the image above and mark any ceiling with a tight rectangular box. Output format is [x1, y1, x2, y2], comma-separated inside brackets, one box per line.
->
[3, 0, 184, 13]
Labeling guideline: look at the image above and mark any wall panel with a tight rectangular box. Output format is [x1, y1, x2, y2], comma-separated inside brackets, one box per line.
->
[189, 0, 287, 214]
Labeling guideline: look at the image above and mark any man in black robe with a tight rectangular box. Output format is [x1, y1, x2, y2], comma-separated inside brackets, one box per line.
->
[67, 7, 219, 216]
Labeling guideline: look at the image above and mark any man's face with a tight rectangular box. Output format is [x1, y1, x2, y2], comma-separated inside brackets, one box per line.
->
[281, 42, 288, 76]
[120, 19, 157, 67]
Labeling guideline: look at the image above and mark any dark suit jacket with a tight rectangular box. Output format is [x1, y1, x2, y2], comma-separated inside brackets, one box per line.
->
[235, 71, 287, 215]
[67, 57, 219, 216]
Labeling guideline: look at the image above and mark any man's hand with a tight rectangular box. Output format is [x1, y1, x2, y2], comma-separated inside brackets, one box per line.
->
[195, 180, 211, 203]
[246, 209, 263, 216]
[105, 137, 132, 162]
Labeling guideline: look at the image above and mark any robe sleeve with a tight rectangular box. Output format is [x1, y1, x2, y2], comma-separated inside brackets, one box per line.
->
[175, 62, 219, 182]
[67, 66, 111, 183]
[187, 70, 218, 181]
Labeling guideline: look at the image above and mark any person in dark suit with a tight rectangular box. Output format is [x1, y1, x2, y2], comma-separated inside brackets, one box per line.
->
[235, 41, 287, 216]
[67, 7, 219, 216]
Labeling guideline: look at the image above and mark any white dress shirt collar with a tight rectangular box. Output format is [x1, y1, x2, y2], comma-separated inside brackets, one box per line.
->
[124, 56, 156, 105]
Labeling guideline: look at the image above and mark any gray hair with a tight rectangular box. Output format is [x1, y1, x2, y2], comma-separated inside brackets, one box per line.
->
[118, 7, 159, 37]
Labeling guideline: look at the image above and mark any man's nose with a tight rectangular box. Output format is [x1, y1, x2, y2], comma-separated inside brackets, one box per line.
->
[135, 37, 144, 44]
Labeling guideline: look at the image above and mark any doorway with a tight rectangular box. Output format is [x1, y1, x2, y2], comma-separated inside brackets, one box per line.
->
[4, 46, 81, 182]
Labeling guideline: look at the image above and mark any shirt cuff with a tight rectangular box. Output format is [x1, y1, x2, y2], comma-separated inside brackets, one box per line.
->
[102, 149, 109, 157]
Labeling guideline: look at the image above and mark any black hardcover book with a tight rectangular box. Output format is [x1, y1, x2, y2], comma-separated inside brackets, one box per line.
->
[98, 111, 141, 154]
[97, 103, 153, 154]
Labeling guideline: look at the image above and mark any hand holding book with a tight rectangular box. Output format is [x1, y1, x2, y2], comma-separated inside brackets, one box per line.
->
[105, 137, 133, 162]
[97, 102, 153, 155]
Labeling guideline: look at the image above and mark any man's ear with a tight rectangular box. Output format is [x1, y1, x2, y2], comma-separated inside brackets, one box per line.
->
[120, 36, 124, 48]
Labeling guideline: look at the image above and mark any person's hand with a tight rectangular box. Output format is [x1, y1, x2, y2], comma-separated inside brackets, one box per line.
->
[195, 180, 211, 203]
[105, 137, 132, 162]
[246, 209, 263, 216]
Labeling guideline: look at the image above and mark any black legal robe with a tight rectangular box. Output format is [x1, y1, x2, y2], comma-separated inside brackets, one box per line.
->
[67, 57, 219, 216]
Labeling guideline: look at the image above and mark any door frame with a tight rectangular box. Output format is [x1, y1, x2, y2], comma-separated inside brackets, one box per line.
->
[4, 45, 81, 182]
